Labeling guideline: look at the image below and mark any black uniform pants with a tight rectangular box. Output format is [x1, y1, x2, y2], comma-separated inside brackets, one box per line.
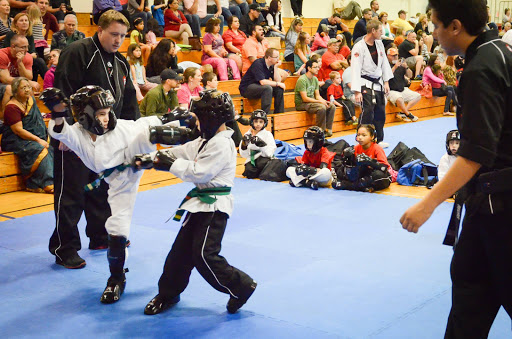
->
[242, 156, 271, 179]
[445, 200, 512, 339]
[158, 211, 253, 300]
[360, 86, 386, 143]
[49, 147, 110, 259]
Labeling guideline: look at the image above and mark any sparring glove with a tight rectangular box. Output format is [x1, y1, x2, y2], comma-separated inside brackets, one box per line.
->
[149, 126, 194, 145]
[296, 164, 317, 177]
[153, 150, 177, 171]
[251, 136, 267, 147]
[159, 107, 191, 125]
[356, 153, 388, 172]
[132, 153, 154, 171]
[39, 87, 70, 119]
[241, 134, 251, 150]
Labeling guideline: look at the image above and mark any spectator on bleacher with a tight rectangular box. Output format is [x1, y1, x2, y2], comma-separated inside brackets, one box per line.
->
[4, 14, 47, 84]
[146, 38, 181, 82]
[239, 47, 284, 114]
[182, 0, 225, 35]
[229, 0, 248, 16]
[26, 4, 46, 59]
[352, 8, 371, 44]
[50, 14, 84, 51]
[128, 0, 152, 30]
[36, 0, 58, 40]
[486, 5, 498, 31]
[327, 70, 357, 125]
[202, 17, 240, 80]
[50, 10, 138, 267]
[43, 48, 58, 88]
[398, 30, 423, 80]
[414, 14, 433, 52]
[503, 25, 512, 44]
[241, 24, 268, 72]
[422, 54, 456, 116]
[0, 0, 12, 39]
[164, 0, 193, 45]
[139, 68, 180, 116]
[370, 0, 379, 18]
[316, 13, 352, 49]
[333, 0, 362, 20]
[391, 10, 413, 33]
[265, 0, 284, 40]
[318, 38, 347, 83]
[290, 0, 302, 17]
[336, 33, 351, 57]
[393, 27, 404, 46]
[127, 43, 157, 100]
[177, 66, 203, 108]
[293, 31, 310, 75]
[92, 0, 131, 25]
[351, 19, 393, 148]
[48, 0, 74, 28]
[130, 17, 152, 63]
[214, 0, 242, 23]
[239, 3, 261, 37]
[284, 17, 301, 62]
[1, 76, 53, 193]
[151, 0, 166, 34]
[386, 47, 419, 122]
[8, 0, 33, 18]
[503, 8, 511, 25]
[311, 24, 330, 56]
[378, 12, 394, 43]
[295, 59, 335, 137]
[222, 15, 246, 74]
[146, 18, 161, 45]
[0, 35, 38, 98]
[500, 22, 511, 37]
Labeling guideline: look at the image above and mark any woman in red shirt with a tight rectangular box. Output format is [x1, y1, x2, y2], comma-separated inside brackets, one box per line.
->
[163, 0, 193, 45]
[222, 16, 247, 75]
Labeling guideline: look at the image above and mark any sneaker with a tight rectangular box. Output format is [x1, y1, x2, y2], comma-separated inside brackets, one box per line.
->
[144, 294, 181, 315]
[352, 117, 358, 124]
[89, 237, 108, 250]
[345, 120, 354, 125]
[227, 281, 257, 314]
[406, 113, 419, 122]
[55, 253, 86, 269]
[397, 112, 411, 122]
[443, 111, 455, 116]
[306, 179, 319, 190]
[100, 276, 126, 304]
[378, 142, 389, 149]
[324, 129, 333, 137]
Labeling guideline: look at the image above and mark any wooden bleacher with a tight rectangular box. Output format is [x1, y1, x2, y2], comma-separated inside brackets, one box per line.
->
[1, 17, 446, 200]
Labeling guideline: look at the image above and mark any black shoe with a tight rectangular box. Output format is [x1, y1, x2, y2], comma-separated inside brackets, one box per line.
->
[305, 179, 318, 190]
[89, 237, 108, 250]
[144, 294, 181, 315]
[126, 239, 131, 247]
[100, 277, 126, 304]
[226, 281, 257, 314]
[55, 252, 86, 269]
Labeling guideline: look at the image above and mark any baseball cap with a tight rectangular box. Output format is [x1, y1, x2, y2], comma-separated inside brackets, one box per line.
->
[327, 38, 339, 46]
[249, 4, 261, 11]
[387, 48, 398, 56]
[161, 69, 183, 81]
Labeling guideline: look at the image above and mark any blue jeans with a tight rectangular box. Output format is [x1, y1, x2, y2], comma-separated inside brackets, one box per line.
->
[221, 6, 242, 21]
[184, 14, 201, 37]
[199, 14, 225, 34]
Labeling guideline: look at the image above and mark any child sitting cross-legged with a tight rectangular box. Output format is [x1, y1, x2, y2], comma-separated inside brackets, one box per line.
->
[332, 124, 396, 192]
[239, 110, 276, 179]
[286, 126, 335, 190]
[326, 71, 358, 125]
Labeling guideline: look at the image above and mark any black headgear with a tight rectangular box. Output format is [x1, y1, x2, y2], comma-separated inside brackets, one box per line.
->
[249, 109, 268, 130]
[445, 129, 460, 155]
[39, 87, 69, 112]
[303, 126, 324, 153]
[189, 89, 235, 140]
[70, 86, 117, 135]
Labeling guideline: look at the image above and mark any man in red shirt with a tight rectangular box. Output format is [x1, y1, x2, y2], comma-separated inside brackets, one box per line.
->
[319, 38, 348, 82]
[0, 34, 37, 110]
[37, 0, 59, 40]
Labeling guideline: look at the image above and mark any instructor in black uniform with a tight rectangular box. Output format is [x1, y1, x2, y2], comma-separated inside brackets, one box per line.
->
[400, 1, 512, 338]
[49, 10, 139, 269]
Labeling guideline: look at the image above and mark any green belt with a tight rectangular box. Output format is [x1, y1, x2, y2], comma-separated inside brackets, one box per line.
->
[84, 164, 130, 192]
[250, 150, 259, 166]
[173, 186, 232, 222]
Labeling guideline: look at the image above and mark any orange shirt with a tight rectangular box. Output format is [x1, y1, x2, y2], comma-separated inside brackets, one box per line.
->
[241, 36, 270, 74]
[319, 50, 345, 81]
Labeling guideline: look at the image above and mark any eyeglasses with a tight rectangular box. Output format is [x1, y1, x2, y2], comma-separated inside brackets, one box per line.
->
[14, 45, 29, 50]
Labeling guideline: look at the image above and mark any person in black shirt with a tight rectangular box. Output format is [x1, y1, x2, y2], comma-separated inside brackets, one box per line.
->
[386, 47, 420, 121]
[401, 1, 512, 338]
[398, 30, 423, 80]
[352, 8, 372, 44]
[316, 13, 353, 49]
[239, 47, 284, 114]
[239, 3, 261, 37]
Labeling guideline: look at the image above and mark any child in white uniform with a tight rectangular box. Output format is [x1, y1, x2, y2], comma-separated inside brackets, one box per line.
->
[438, 129, 460, 181]
[134, 90, 257, 316]
[40, 86, 193, 304]
[239, 109, 277, 179]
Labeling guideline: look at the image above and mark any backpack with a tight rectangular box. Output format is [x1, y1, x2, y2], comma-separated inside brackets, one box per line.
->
[387, 142, 435, 171]
[259, 158, 289, 182]
[397, 159, 438, 187]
